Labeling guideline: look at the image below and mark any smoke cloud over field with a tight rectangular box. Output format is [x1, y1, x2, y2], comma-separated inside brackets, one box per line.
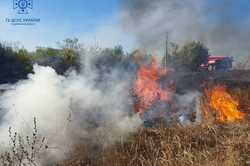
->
[0, 49, 203, 164]
[0, 53, 142, 164]
[120, 0, 250, 59]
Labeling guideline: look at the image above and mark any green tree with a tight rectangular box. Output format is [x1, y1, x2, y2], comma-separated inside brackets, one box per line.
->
[94, 45, 125, 71]
[17, 49, 33, 72]
[58, 38, 81, 72]
[113, 45, 124, 58]
[0, 44, 32, 83]
[173, 41, 209, 71]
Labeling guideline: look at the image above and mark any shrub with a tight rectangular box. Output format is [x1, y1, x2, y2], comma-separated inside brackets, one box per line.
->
[0, 118, 48, 166]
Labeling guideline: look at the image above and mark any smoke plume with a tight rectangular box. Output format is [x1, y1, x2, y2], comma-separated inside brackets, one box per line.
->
[0, 47, 204, 165]
[120, 0, 250, 61]
[0, 50, 142, 164]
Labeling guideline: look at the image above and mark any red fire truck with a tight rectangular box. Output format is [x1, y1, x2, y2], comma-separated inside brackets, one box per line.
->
[200, 56, 233, 71]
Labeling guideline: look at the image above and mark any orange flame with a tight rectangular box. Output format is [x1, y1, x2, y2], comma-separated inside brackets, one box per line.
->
[133, 57, 172, 116]
[204, 85, 245, 122]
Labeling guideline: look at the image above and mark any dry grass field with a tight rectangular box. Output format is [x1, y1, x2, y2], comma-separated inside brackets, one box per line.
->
[61, 86, 250, 166]
[62, 122, 249, 166]
[1, 86, 249, 166]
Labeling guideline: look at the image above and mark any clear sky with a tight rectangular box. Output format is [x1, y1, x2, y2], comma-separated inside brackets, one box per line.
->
[0, 0, 137, 51]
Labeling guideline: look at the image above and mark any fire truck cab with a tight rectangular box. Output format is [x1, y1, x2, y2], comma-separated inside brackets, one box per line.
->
[200, 56, 233, 71]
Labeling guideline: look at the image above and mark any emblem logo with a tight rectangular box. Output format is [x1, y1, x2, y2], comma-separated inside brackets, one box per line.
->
[13, 0, 33, 14]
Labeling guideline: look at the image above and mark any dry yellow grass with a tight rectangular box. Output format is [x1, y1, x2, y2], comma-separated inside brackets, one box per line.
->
[61, 122, 249, 166]
[61, 86, 250, 166]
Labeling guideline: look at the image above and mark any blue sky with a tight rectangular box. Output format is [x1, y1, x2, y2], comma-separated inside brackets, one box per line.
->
[1, 0, 250, 52]
[0, 0, 137, 51]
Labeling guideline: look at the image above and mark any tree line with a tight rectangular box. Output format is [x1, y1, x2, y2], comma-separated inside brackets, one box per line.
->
[0, 38, 209, 83]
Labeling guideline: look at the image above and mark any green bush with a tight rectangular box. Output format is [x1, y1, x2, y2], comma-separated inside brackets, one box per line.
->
[169, 41, 209, 71]
[0, 44, 32, 83]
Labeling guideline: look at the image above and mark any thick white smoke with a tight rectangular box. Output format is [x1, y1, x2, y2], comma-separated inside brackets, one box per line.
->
[0, 63, 142, 164]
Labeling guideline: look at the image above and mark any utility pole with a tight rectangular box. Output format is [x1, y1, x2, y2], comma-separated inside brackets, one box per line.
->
[165, 32, 169, 68]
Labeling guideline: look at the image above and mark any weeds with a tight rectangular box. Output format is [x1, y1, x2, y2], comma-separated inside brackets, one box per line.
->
[0, 117, 48, 166]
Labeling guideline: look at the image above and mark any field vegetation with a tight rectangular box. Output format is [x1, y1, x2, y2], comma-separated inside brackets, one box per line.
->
[60, 87, 250, 166]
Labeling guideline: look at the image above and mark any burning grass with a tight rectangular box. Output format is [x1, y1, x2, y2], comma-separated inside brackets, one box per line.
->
[1, 57, 249, 165]
[203, 85, 246, 122]
[59, 58, 250, 166]
[133, 58, 172, 116]
[1, 86, 250, 166]
[61, 86, 250, 166]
